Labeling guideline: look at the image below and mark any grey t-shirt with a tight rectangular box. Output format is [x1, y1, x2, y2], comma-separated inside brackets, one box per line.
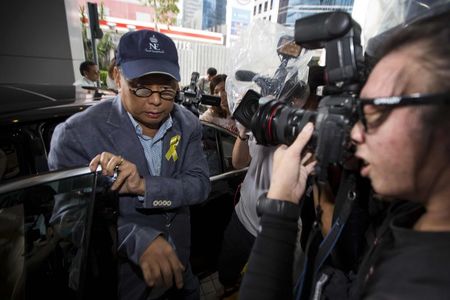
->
[235, 135, 276, 237]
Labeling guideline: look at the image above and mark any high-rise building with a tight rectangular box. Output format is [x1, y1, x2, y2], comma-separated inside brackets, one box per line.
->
[203, 0, 227, 31]
[252, 0, 280, 23]
[278, 0, 354, 25]
[182, 0, 204, 29]
[226, 0, 253, 45]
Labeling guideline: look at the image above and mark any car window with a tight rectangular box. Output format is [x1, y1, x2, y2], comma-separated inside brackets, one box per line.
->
[39, 118, 67, 157]
[202, 125, 222, 176]
[0, 170, 97, 299]
[218, 130, 236, 172]
[0, 124, 48, 184]
[0, 142, 20, 181]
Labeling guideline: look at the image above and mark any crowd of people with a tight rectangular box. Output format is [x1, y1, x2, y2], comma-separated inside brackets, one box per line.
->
[50, 3, 449, 299]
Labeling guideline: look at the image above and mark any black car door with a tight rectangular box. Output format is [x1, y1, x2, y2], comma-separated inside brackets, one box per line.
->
[0, 167, 118, 300]
[190, 123, 247, 276]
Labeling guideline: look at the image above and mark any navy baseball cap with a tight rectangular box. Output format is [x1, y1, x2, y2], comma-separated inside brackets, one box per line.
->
[116, 30, 180, 81]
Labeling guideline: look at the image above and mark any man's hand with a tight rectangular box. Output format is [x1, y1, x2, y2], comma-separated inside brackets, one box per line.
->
[89, 152, 145, 194]
[139, 236, 185, 289]
[268, 122, 316, 203]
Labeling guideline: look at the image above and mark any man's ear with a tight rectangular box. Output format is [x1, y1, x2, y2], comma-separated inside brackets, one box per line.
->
[114, 66, 121, 88]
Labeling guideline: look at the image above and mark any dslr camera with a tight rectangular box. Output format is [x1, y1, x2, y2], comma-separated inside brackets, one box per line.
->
[233, 11, 366, 182]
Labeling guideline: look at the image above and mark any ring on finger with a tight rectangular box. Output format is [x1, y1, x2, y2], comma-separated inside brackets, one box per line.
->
[115, 156, 124, 171]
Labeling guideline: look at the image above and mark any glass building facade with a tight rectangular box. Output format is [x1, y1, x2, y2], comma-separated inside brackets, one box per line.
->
[278, 0, 354, 26]
[202, 0, 227, 30]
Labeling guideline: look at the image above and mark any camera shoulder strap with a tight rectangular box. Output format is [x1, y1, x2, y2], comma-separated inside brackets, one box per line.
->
[312, 172, 357, 278]
[294, 171, 357, 300]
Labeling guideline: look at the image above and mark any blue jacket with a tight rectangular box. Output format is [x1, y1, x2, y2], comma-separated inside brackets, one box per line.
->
[48, 96, 210, 298]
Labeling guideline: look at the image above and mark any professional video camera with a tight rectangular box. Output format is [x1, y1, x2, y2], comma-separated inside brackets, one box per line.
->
[234, 11, 366, 182]
[176, 71, 222, 116]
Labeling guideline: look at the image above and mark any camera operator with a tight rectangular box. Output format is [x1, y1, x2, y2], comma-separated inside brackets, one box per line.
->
[217, 82, 310, 297]
[239, 8, 450, 300]
[199, 74, 237, 133]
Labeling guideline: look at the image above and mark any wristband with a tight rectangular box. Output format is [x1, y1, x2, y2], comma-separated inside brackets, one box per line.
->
[256, 197, 300, 221]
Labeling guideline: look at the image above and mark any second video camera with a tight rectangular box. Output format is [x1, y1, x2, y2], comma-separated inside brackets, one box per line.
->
[177, 71, 222, 116]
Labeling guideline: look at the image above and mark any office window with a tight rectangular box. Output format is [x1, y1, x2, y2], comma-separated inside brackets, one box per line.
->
[264, 1, 268, 11]
[254, 5, 256, 15]
[258, 3, 262, 13]
[270, 0, 273, 9]
[269, 15, 271, 21]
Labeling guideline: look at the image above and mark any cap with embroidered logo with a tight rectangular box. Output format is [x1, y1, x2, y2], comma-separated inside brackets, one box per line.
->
[116, 30, 180, 81]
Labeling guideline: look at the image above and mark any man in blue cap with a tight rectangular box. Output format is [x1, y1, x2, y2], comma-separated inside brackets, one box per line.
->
[48, 30, 210, 299]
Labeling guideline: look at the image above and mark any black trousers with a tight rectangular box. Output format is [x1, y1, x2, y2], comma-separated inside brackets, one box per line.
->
[217, 210, 256, 287]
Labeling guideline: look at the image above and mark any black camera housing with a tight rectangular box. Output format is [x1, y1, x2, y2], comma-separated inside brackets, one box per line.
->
[235, 11, 365, 182]
[295, 11, 364, 86]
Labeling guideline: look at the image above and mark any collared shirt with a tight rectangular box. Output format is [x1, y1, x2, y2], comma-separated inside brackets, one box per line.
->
[127, 113, 173, 176]
[73, 77, 98, 87]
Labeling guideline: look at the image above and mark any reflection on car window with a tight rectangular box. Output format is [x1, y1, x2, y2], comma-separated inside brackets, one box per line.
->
[39, 119, 65, 157]
[219, 130, 236, 172]
[0, 123, 49, 183]
[0, 172, 96, 300]
[0, 143, 20, 182]
[202, 125, 221, 176]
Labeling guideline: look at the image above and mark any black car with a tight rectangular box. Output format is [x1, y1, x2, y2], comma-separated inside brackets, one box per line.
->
[0, 84, 246, 299]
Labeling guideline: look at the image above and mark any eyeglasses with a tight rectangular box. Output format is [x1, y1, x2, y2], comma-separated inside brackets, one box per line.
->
[128, 86, 177, 101]
[356, 92, 450, 132]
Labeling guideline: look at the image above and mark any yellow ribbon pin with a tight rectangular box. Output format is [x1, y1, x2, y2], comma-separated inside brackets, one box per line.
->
[165, 135, 181, 162]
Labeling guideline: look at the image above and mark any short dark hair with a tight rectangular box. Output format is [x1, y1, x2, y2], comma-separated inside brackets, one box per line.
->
[210, 74, 227, 93]
[379, 10, 450, 132]
[207, 67, 217, 77]
[380, 10, 450, 92]
[79, 61, 97, 77]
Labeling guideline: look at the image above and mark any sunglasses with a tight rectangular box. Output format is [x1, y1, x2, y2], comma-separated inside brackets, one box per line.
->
[356, 92, 450, 132]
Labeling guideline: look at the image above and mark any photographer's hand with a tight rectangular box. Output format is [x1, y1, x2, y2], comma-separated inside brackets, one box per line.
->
[232, 122, 251, 169]
[268, 123, 316, 203]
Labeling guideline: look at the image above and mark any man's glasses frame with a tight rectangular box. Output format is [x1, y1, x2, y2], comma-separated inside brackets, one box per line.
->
[128, 86, 177, 101]
[356, 92, 450, 132]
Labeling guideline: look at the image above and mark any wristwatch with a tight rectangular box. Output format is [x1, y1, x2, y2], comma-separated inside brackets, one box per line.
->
[256, 197, 300, 221]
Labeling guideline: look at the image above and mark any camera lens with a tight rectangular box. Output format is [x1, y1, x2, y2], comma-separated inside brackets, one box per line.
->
[251, 99, 316, 146]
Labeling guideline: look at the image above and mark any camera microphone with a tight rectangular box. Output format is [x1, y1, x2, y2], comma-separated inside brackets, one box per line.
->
[235, 70, 257, 82]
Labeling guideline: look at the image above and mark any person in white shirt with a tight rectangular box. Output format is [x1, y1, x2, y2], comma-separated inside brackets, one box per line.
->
[197, 67, 217, 95]
[73, 61, 99, 87]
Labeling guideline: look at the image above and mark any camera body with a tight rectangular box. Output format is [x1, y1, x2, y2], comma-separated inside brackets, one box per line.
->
[176, 71, 201, 107]
[234, 11, 365, 182]
[176, 71, 222, 116]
